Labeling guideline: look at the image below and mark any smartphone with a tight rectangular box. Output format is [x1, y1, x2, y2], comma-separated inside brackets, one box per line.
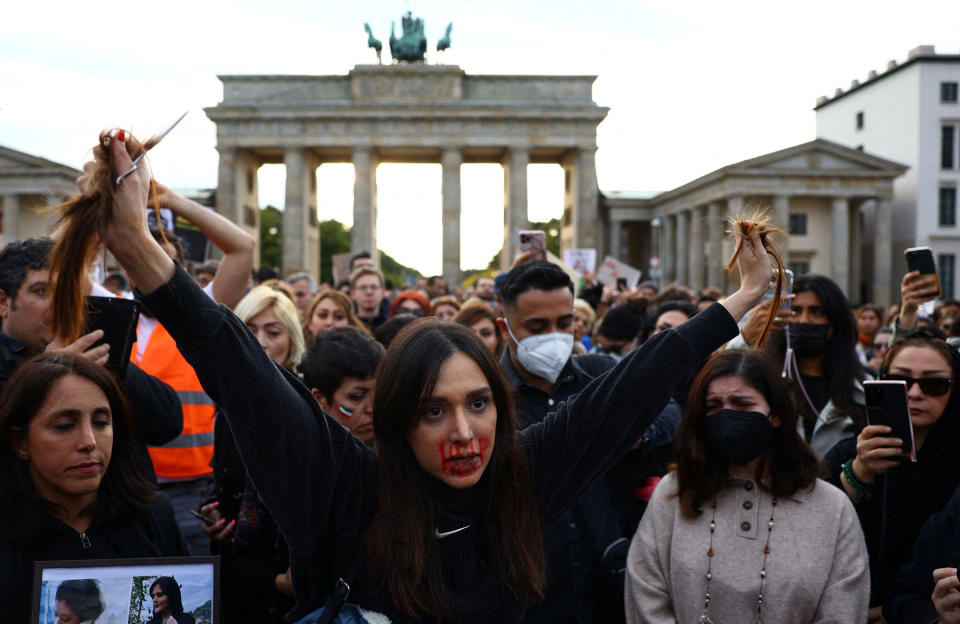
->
[864, 380, 917, 462]
[518, 230, 547, 262]
[189, 508, 217, 526]
[762, 268, 794, 311]
[82, 296, 140, 377]
[905, 246, 941, 299]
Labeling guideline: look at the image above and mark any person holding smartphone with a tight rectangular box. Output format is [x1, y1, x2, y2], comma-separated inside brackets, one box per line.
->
[824, 330, 960, 619]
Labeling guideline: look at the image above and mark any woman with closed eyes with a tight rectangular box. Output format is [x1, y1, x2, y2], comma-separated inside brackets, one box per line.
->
[0, 354, 185, 623]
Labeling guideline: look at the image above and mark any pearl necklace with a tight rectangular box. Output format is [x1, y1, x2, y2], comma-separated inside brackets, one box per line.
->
[699, 496, 777, 624]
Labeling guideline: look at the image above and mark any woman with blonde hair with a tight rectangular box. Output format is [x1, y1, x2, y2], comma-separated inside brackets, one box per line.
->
[234, 285, 305, 371]
[303, 289, 366, 344]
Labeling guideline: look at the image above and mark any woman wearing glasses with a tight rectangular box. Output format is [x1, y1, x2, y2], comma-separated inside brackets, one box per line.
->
[824, 329, 960, 617]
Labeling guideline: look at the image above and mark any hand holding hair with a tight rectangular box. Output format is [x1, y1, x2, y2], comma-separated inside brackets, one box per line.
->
[717, 220, 775, 325]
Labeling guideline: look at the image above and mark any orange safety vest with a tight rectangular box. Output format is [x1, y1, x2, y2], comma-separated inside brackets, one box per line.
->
[133, 321, 216, 480]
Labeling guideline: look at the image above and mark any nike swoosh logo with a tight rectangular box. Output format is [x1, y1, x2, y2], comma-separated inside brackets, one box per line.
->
[435, 525, 471, 539]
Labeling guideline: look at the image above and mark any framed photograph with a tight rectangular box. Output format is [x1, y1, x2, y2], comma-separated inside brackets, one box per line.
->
[32, 556, 218, 624]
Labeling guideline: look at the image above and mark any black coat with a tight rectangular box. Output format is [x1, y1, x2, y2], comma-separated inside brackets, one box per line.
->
[140, 266, 737, 623]
[0, 496, 187, 623]
[884, 485, 960, 622]
[824, 402, 960, 606]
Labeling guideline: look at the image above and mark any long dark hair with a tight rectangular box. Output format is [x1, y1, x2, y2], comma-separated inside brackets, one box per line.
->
[768, 274, 865, 426]
[149, 576, 185, 615]
[673, 349, 820, 518]
[0, 353, 156, 542]
[365, 319, 544, 618]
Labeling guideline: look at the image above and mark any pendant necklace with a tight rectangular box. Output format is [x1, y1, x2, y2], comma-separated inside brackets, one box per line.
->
[698, 496, 777, 624]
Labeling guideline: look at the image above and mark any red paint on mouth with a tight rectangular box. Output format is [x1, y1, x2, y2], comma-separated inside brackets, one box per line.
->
[439, 438, 491, 477]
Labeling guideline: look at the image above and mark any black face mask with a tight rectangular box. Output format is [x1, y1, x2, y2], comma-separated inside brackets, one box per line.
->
[704, 409, 774, 466]
[789, 322, 831, 358]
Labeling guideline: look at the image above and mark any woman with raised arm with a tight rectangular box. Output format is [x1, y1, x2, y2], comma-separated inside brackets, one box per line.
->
[83, 129, 771, 623]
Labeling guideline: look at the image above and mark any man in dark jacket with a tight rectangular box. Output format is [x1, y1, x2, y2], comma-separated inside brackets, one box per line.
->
[498, 260, 625, 624]
[0, 238, 182, 481]
[885, 485, 960, 623]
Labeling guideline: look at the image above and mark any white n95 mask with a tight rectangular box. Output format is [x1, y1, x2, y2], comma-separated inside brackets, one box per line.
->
[505, 322, 573, 384]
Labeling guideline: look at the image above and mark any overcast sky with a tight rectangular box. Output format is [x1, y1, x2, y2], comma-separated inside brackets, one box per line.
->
[2, 0, 958, 274]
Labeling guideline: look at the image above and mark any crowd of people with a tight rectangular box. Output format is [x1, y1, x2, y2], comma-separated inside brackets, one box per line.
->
[3, 129, 960, 623]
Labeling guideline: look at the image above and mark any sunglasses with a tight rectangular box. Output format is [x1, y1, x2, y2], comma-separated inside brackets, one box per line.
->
[881, 374, 954, 397]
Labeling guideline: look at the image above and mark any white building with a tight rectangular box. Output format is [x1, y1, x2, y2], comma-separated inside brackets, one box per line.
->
[816, 45, 960, 299]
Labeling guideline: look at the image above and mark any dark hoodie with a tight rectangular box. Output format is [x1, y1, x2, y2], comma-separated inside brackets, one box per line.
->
[824, 388, 960, 606]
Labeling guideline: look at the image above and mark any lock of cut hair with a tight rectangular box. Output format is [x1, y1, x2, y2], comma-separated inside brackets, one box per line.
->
[724, 209, 786, 350]
[49, 130, 160, 344]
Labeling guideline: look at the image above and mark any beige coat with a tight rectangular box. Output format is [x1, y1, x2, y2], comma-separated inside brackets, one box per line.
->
[626, 472, 869, 624]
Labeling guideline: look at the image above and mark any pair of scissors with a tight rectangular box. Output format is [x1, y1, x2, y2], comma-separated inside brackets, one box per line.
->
[115, 111, 189, 185]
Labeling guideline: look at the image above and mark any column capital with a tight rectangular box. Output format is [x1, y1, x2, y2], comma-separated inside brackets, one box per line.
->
[441, 147, 463, 168]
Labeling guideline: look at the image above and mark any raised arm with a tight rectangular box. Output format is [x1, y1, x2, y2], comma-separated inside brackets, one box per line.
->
[154, 183, 255, 309]
[93, 131, 377, 566]
[521, 231, 770, 522]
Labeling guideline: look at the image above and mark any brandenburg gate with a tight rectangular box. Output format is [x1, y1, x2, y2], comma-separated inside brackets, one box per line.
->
[205, 64, 608, 282]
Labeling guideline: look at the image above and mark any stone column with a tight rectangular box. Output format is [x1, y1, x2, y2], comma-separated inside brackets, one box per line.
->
[574, 148, 600, 250]
[352, 147, 379, 267]
[501, 148, 529, 271]
[609, 218, 623, 259]
[441, 148, 463, 286]
[675, 210, 689, 286]
[850, 201, 862, 303]
[688, 206, 705, 292]
[560, 148, 601, 258]
[215, 146, 239, 227]
[663, 215, 676, 284]
[832, 197, 851, 297]
[874, 196, 893, 307]
[706, 202, 724, 290]
[773, 195, 791, 268]
[1, 194, 19, 246]
[283, 148, 312, 274]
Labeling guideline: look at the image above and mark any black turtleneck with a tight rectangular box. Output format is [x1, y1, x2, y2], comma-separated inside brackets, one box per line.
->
[141, 266, 738, 622]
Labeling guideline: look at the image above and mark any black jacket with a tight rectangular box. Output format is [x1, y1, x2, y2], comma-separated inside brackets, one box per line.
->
[0, 496, 187, 623]
[139, 265, 738, 623]
[884, 485, 960, 622]
[824, 404, 960, 606]
[502, 351, 621, 624]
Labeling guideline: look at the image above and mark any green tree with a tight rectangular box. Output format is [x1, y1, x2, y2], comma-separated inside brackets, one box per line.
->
[259, 205, 283, 270]
[317, 219, 420, 287]
[319, 219, 352, 284]
[129, 576, 159, 624]
[191, 599, 213, 624]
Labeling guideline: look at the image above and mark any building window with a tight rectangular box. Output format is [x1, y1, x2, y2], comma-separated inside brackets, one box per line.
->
[941, 187, 958, 226]
[944, 126, 956, 169]
[943, 82, 959, 103]
[939, 254, 955, 300]
[788, 213, 807, 235]
[856, 111, 864, 130]
[788, 261, 809, 276]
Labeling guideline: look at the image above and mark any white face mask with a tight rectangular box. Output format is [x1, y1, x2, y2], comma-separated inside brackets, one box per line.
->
[505, 322, 573, 384]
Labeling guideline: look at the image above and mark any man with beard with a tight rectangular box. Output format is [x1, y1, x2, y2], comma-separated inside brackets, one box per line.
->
[497, 260, 627, 624]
